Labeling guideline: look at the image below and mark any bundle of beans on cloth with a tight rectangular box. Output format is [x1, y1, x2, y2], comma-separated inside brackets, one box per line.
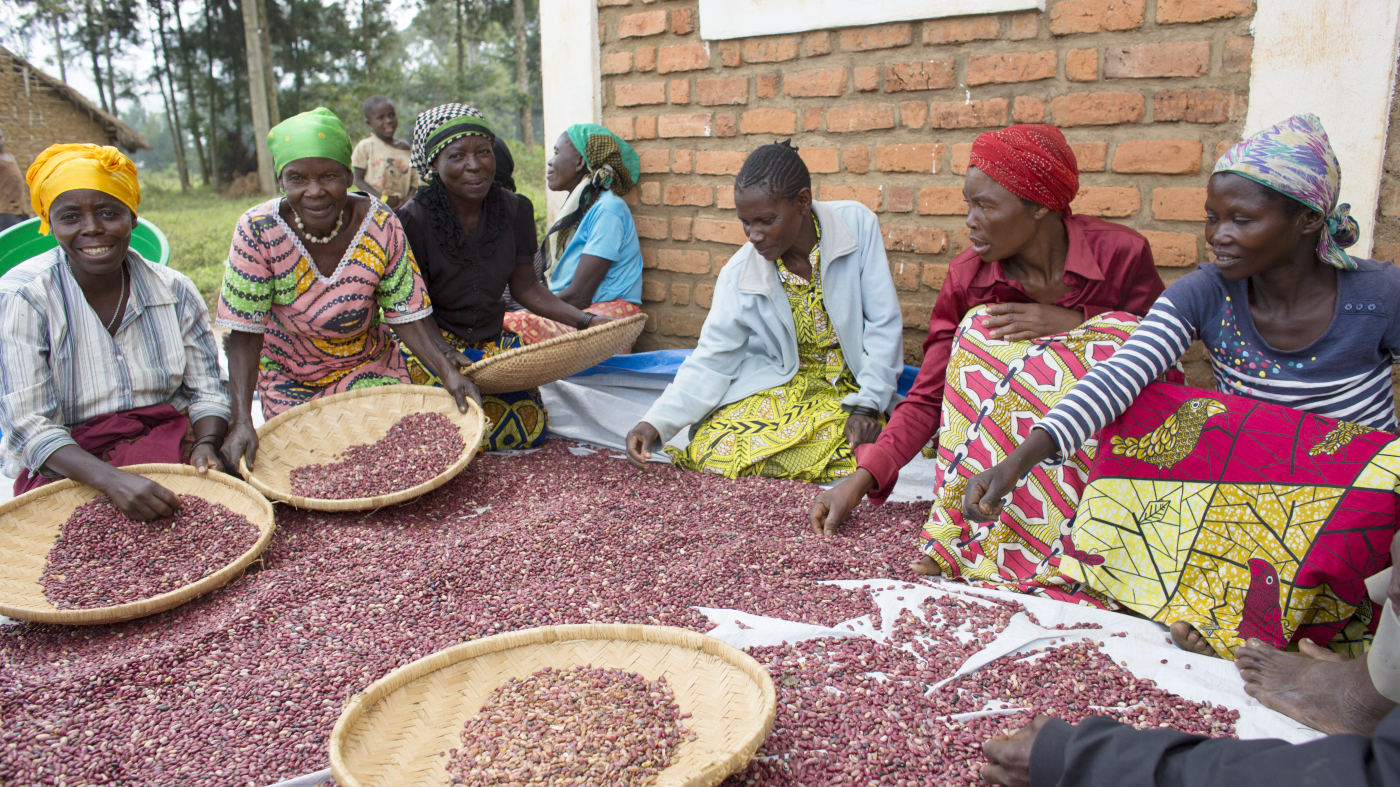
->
[0, 442, 1235, 786]
[40, 496, 261, 608]
[445, 665, 690, 785]
[289, 412, 464, 499]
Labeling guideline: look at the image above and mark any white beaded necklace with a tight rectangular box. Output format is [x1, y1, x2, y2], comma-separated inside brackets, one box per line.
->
[291, 204, 345, 244]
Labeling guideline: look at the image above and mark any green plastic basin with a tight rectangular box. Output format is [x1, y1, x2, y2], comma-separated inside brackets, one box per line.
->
[0, 216, 170, 278]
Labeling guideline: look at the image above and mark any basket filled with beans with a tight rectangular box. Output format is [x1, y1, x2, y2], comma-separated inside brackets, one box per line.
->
[330, 623, 777, 787]
[240, 385, 486, 511]
[465, 313, 648, 394]
[0, 463, 275, 625]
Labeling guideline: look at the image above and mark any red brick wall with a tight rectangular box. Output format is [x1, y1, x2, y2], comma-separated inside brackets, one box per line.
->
[597, 0, 1256, 359]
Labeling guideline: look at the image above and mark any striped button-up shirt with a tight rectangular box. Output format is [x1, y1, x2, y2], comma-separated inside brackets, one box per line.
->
[0, 248, 232, 477]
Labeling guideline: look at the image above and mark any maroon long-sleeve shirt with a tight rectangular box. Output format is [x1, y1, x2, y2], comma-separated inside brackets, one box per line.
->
[853, 214, 1166, 503]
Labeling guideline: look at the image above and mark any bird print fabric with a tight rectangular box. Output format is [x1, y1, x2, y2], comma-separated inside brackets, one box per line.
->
[1237, 558, 1285, 648]
[1110, 398, 1226, 468]
[1068, 381, 1400, 659]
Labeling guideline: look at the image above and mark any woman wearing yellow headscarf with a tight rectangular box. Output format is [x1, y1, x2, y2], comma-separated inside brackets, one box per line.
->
[0, 144, 232, 520]
[215, 108, 479, 473]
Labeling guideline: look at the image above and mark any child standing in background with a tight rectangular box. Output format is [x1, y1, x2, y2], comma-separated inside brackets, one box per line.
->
[352, 95, 418, 209]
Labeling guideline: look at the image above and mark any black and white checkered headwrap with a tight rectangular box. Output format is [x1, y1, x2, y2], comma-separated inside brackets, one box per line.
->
[410, 103, 486, 182]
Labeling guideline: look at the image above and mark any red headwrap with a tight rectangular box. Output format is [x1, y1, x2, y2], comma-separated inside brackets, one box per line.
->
[968, 124, 1079, 215]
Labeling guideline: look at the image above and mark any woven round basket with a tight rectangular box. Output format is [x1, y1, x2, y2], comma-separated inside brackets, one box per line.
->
[240, 385, 485, 512]
[0, 463, 275, 626]
[468, 313, 648, 394]
[330, 623, 776, 787]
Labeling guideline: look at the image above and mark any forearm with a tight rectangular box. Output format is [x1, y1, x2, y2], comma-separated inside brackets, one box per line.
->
[394, 317, 458, 379]
[225, 331, 263, 428]
[515, 278, 592, 328]
[42, 444, 126, 489]
[191, 415, 227, 444]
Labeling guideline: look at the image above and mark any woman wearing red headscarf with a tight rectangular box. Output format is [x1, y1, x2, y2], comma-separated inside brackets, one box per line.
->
[809, 124, 1164, 604]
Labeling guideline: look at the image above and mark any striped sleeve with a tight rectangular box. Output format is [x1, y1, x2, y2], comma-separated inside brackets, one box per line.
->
[1036, 296, 1198, 458]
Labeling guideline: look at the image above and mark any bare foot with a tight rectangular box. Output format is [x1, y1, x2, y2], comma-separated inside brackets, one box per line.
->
[1236, 637, 1395, 735]
[909, 555, 943, 576]
[1170, 621, 1219, 657]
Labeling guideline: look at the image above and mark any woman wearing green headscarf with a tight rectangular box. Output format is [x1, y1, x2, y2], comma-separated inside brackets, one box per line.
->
[216, 107, 479, 471]
[502, 124, 645, 345]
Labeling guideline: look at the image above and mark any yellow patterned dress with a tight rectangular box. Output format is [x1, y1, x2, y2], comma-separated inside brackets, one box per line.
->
[666, 234, 872, 482]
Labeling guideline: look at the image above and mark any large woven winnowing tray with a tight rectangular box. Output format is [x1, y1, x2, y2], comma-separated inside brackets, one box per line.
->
[466, 313, 647, 394]
[240, 385, 485, 511]
[0, 463, 275, 625]
[331, 623, 777, 787]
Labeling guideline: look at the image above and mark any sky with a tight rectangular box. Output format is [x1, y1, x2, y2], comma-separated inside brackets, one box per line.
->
[0, 0, 418, 119]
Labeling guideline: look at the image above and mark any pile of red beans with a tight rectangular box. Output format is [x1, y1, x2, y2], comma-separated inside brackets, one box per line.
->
[290, 412, 464, 499]
[41, 496, 260, 609]
[446, 666, 689, 786]
[0, 442, 1237, 787]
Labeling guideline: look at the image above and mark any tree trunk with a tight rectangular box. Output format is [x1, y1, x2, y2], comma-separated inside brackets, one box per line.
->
[51, 10, 66, 83]
[100, 0, 117, 115]
[454, 0, 464, 90]
[512, 0, 533, 144]
[83, 0, 108, 112]
[152, 2, 190, 192]
[204, 0, 219, 190]
[241, 0, 276, 194]
[259, 0, 278, 125]
[172, 0, 211, 186]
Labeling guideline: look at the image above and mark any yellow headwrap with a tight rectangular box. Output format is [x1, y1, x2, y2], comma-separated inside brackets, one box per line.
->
[26, 144, 140, 235]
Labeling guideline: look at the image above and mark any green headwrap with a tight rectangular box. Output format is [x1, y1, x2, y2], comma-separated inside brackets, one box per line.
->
[424, 114, 496, 174]
[267, 107, 354, 176]
[565, 123, 640, 196]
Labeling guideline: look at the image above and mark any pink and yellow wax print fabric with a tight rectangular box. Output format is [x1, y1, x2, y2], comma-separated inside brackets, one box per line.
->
[215, 198, 432, 418]
[920, 307, 1165, 607]
[1069, 381, 1400, 658]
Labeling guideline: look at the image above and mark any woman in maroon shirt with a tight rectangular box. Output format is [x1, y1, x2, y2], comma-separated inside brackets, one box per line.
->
[810, 124, 1164, 597]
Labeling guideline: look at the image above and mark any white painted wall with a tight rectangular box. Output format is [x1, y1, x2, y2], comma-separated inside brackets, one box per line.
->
[1245, 0, 1400, 258]
[538, 0, 602, 224]
[697, 0, 1043, 40]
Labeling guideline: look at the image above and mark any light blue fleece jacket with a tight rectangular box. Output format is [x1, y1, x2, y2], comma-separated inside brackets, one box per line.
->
[641, 200, 904, 443]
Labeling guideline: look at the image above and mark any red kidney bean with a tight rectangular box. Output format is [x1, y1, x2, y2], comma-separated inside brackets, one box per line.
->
[41, 496, 260, 609]
[446, 665, 688, 785]
[290, 412, 464, 499]
[0, 441, 1232, 787]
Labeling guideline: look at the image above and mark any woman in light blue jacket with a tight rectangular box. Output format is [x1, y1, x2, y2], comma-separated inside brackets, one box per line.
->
[625, 142, 904, 481]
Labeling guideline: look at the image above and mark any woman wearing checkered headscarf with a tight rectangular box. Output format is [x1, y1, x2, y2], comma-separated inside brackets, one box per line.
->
[500, 125, 646, 346]
[396, 104, 606, 450]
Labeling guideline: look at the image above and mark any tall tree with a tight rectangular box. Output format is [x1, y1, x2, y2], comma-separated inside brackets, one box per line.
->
[512, 0, 532, 144]
[170, 0, 211, 185]
[241, 0, 276, 193]
[80, 0, 107, 111]
[150, 0, 190, 191]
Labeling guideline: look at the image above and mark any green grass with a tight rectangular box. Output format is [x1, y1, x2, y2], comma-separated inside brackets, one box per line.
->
[139, 142, 545, 310]
[139, 184, 265, 311]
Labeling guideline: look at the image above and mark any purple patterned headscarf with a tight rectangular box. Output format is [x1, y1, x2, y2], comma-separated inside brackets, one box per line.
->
[1213, 113, 1360, 270]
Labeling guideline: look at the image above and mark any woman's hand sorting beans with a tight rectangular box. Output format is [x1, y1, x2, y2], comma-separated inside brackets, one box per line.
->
[625, 421, 661, 470]
[96, 466, 182, 522]
[809, 467, 875, 536]
[220, 419, 260, 473]
[189, 442, 224, 476]
[980, 716, 1050, 787]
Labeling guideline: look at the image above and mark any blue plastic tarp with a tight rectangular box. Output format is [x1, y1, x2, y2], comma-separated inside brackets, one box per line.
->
[569, 349, 921, 397]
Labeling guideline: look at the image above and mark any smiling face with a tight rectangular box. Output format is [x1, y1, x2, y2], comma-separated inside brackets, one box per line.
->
[364, 100, 398, 141]
[1204, 172, 1324, 281]
[546, 132, 586, 193]
[962, 167, 1045, 261]
[279, 157, 352, 232]
[433, 135, 496, 203]
[48, 188, 134, 277]
[734, 185, 812, 262]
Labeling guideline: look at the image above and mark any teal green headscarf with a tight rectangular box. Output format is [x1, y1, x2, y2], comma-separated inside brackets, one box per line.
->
[267, 107, 354, 176]
[565, 123, 640, 195]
